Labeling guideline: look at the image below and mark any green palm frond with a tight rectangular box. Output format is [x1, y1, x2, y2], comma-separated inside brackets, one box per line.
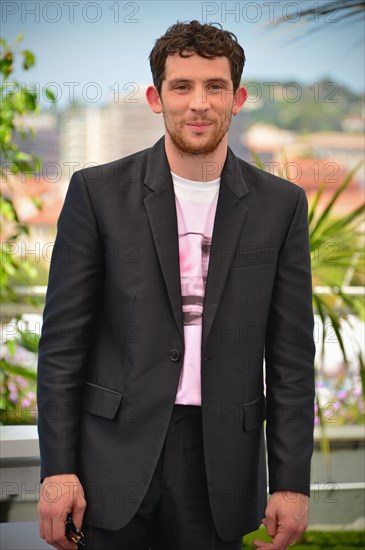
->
[308, 181, 326, 226]
[309, 162, 363, 241]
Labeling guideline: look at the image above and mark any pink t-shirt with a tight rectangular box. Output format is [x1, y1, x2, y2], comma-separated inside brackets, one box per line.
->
[172, 171, 220, 406]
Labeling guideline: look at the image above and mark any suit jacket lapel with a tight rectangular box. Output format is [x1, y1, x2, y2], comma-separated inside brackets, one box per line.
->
[143, 138, 184, 340]
[202, 148, 249, 354]
[142, 137, 250, 351]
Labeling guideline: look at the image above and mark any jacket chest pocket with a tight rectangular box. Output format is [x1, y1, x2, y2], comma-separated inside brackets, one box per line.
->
[231, 247, 276, 269]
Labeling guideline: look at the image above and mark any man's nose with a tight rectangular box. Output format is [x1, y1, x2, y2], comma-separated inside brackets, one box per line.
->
[189, 87, 210, 111]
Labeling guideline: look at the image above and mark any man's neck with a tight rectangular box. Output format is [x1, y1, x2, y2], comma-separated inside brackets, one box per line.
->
[164, 134, 227, 182]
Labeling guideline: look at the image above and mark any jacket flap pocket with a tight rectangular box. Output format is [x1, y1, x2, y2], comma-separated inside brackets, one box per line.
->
[232, 247, 276, 268]
[243, 395, 266, 431]
[82, 382, 123, 420]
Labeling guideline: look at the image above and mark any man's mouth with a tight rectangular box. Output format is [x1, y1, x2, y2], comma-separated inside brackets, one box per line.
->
[186, 121, 211, 126]
[186, 121, 212, 130]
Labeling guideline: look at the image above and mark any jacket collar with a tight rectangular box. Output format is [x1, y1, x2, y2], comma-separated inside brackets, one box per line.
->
[143, 135, 249, 199]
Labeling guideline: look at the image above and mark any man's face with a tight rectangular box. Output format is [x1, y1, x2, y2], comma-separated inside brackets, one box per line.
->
[153, 53, 245, 155]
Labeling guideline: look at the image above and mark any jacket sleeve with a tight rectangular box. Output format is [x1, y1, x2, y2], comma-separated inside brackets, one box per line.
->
[37, 170, 104, 481]
[264, 187, 315, 497]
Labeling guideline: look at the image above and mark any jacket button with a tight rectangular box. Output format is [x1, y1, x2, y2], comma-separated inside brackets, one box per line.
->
[169, 349, 181, 362]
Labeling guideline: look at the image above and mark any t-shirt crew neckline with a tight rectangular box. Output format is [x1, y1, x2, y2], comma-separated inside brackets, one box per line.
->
[170, 171, 220, 191]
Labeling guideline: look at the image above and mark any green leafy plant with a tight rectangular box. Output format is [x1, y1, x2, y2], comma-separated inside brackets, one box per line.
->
[309, 162, 365, 455]
[1, 35, 55, 424]
[309, 167, 364, 347]
[242, 528, 365, 548]
[0, 34, 55, 304]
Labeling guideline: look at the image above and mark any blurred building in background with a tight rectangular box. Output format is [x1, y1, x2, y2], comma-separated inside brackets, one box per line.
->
[12, 112, 60, 180]
[242, 124, 364, 215]
[60, 86, 165, 168]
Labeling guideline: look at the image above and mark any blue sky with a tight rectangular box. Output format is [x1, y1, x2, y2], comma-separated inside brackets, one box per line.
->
[2, 1, 364, 107]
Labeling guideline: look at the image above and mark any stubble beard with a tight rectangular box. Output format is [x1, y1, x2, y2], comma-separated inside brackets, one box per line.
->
[163, 111, 232, 157]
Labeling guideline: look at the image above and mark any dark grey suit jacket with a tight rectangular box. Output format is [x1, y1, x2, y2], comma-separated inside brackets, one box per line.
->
[37, 136, 315, 540]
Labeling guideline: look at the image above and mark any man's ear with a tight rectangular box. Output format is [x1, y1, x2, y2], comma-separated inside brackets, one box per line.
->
[232, 86, 248, 116]
[146, 86, 163, 114]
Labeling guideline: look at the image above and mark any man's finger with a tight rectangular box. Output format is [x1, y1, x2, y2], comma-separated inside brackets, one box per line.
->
[42, 514, 55, 548]
[253, 529, 296, 550]
[265, 513, 278, 538]
[51, 512, 68, 542]
[71, 500, 86, 534]
[38, 510, 45, 541]
[41, 515, 76, 550]
[51, 515, 78, 550]
[252, 541, 274, 549]
[270, 529, 293, 550]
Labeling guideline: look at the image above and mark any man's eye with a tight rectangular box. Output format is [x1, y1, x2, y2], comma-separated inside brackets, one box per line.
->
[175, 85, 189, 91]
[207, 84, 224, 93]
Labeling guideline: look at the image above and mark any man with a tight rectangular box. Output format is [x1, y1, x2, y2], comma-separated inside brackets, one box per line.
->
[37, 20, 315, 550]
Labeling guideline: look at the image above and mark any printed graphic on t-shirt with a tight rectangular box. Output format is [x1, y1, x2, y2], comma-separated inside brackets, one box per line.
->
[172, 171, 220, 405]
[179, 232, 211, 326]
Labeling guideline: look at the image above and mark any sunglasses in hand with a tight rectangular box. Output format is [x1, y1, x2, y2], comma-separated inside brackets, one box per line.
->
[65, 513, 86, 547]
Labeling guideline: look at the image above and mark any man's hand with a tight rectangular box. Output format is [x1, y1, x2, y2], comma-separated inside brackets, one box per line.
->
[253, 491, 309, 550]
[37, 473, 86, 550]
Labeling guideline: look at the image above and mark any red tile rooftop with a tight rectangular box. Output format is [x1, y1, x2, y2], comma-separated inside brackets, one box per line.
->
[1, 177, 57, 199]
[24, 197, 64, 226]
[282, 158, 362, 190]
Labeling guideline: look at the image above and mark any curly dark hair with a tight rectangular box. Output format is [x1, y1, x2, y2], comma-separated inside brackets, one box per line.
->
[149, 20, 246, 94]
